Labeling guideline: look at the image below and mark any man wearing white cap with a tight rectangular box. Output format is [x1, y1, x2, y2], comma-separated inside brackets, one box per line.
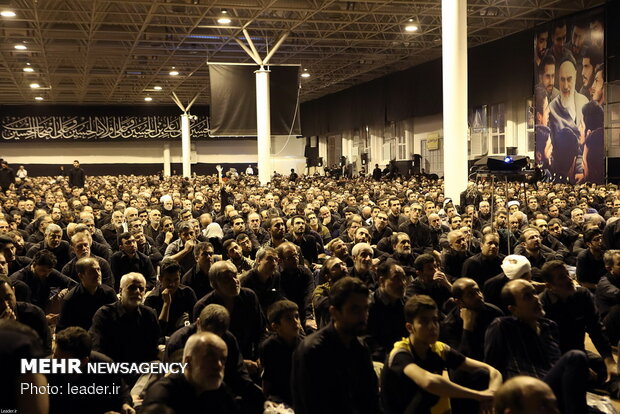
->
[482, 255, 544, 313]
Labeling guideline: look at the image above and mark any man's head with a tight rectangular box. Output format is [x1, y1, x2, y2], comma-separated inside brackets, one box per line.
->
[521, 227, 541, 253]
[160, 259, 181, 294]
[44, 224, 63, 249]
[352, 243, 373, 273]
[208, 261, 240, 298]
[323, 256, 348, 283]
[409, 203, 422, 223]
[0, 252, 8, 276]
[291, 215, 306, 236]
[551, 21, 567, 56]
[535, 30, 548, 60]
[414, 253, 438, 281]
[404, 295, 439, 345]
[0, 275, 17, 313]
[604, 250, 620, 277]
[328, 277, 370, 337]
[118, 232, 137, 257]
[538, 54, 556, 95]
[584, 228, 603, 253]
[53, 326, 92, 363]
[392, 232, 411, 255]
[30, 250, 57, 279]
[254, 247, 279, 275]
[541, 260, 574, 298]
[276, 242, 300, 271]
[194, 242, 214, 272]
[177, 222, 196, 243]
[197, 304, 230, 337]
[119, 272, 146, 309]
[501, 279, 544, 322]
[76, 257, 101, 292]
[494, 376, 559, 414]
[70, 232, 91, 259]
[388, 198, 401, 215]
[448, 230, 467, 253]
[559, 57, 577, 100]
[377, 261, 407, 301]
[480, 233, 500, 257]
[452, 278, 484, 310]
[267, 217, 285, 240]
[183, 332, 227, 392]
[571, 208, 584, 224]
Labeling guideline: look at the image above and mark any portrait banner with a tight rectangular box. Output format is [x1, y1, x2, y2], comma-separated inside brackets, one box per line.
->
[533, 8, 605, 184]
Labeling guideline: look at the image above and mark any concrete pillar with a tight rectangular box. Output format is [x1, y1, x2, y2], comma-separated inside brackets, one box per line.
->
[255, 68, 271, 184]
[163, 142, 171, 177]
[442, 0, 469, 204]
[180, 113, 191, 178]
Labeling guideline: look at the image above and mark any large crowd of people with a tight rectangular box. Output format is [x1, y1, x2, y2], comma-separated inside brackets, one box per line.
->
[2, 162, 620, 414]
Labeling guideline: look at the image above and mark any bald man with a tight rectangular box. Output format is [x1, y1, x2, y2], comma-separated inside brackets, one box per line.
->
[494, 376, 559, 414]
[142, 332, 239, 413]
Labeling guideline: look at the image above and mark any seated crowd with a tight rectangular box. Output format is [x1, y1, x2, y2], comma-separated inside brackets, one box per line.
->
[3, 168, 620, 413]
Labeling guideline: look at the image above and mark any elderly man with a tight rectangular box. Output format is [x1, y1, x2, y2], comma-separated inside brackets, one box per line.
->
[56, 257, 117, 333]
[26, 223, 72, 270]
[441, 230, 472, 281]
[349, 242, 377, 289]
[494, 376, 559, 414]
[462, 232, 504, 286]
[142, 332, 238, 414]
[89, 272, 160, 384]
[62, 231, 114, 289]
[193, 261, 265, 363]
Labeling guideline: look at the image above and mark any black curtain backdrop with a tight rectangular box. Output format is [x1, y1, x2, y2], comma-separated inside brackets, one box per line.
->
[208, 64, 301, 136]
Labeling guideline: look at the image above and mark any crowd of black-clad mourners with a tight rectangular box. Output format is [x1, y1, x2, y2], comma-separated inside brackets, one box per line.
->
[3, 159, 620, 414]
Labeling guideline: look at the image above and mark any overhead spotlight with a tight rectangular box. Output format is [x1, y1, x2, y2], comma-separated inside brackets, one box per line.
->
[29, 83, 40, 88]
[153, 85, 162, 90]
[169, 67, 179, 76]
[14, 44, 27, 50]
[405, 19, 419, 32]
[1, 10, 16, 17]
[144, 96, 153, 102]
[23, 65, 34, 72]
[217, 9, 231, 24]
[301, 69, 310, 78]
[504, 156, 513, 164]
[34, 96, 44, 101]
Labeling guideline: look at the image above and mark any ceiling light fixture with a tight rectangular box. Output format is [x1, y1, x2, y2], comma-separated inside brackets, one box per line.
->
[301, 69, 310, 78]
[144, 96, 153, 102]
[29, 83, 40, 88]
[405, 19, 419, 32]
[23, 65, 34, 72]
[1, 10, 16, 17]
[153, 86, 162, 90]
[217, 9, 231, 24]
[169, 67, 179, 76]
[14, 44, 27, 50]
[35, 96, 44, 101]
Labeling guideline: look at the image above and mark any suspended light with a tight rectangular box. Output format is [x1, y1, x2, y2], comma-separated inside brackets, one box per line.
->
[217, 9, 231, 24]
[153, 85, 162, 90]
[23, 66, 34, 73]
[14, 44, 27, 50]
[144, 96, 153, 102]
[405, 19, 419, 32]
[169, 67, 179, 76]
[301, 69, 310, 78]
[34, 96, 44, 101]
[29, 83, 40, 88]
[1, 10, 16, 17]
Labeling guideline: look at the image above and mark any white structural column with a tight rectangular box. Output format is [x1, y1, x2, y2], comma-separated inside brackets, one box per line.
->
[180, 113, 191, 178]
[255, 67, 271, 185]
[442, 0, 469, 204]
[163, 142, 171, 177]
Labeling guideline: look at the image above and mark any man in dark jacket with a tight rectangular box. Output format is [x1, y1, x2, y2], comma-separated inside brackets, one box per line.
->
[68, 160, 86, 188]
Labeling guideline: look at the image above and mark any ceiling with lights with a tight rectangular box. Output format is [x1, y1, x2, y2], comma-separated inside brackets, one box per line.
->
[0, 0, 604, 105]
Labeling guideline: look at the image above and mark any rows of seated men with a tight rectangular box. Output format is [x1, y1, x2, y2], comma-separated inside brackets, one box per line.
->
[2, 170, 620, 413]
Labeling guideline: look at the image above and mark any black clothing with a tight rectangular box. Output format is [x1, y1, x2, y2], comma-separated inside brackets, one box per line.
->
[369, 224, 393, 246]
[540, 287, 612, 358]
[240, 269, 284, 314]
[9, 266, 76, 310]
[61, 255, 114, 290]
[68, 166, 86, 188]
[595, 272, 620, 317]
[576, 248, 606, 287]
[291, 322, 380, 414]
[142, 373, 239, 414]
[144, 284, 197, 336]
[406, 277, 451, 310]
[285, 233, 321, 266]
[7, 255, 32, 275]
[15, 301, 51, 352]
[260, 333, 302, 405]
[89, 302, 160, 364]
[461, 253, 504, 286]
[110, 250, 156, 291]
[56, 283, 118, 332]
[366, 288, 407, 362]
[181, 265, 213, 300]
[0, 165, 15, 190]
[26, 240, 73, 271]
[482, 273, 510, 312]
[193, 288, 266, 360]
[603, 219, 620, 250]
[398, 220, 433, 255]
[440, 302, 503, 360]
[280, 265, 315, 324]
[47, 351, 132, 414]
[441, 248, 471, 281]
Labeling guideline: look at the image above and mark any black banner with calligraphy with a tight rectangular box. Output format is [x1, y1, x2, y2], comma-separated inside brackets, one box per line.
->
[0, 114, 210, 141]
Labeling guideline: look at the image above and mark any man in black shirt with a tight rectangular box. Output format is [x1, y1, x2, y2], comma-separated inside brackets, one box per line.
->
[145, 259, 197, 336]
[441, 230, 472, 281]
[62, 232, 114, 289]
[277, 241, 315, 331]
[56, 257, 117, 333]
[292, 277, 380, 414]
[26, 224, 72, 271]
[366, 261, 408, 362]
[285, 215, 320, 267]
[142, 332, 239, 414]
[398, 203, 433, 255]
[407, 253, 452, 311]
[90, 272, 160, 383]
[240, 247, 283, 314]
[110, 232, 156, 291]
[462, 232, 504, 286]
[576, 228, 606, 290]
[182, 241, 215, 300]
[539, 260, 617, 383]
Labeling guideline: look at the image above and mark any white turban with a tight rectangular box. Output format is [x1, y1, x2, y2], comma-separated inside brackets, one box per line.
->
[501, 255, 531, 280]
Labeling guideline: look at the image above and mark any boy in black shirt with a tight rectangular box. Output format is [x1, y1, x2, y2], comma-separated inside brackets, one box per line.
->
[259, 300, 302, 405]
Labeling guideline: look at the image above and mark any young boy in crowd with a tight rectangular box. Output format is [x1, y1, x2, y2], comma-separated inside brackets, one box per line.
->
[259, 299, 303, 406]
